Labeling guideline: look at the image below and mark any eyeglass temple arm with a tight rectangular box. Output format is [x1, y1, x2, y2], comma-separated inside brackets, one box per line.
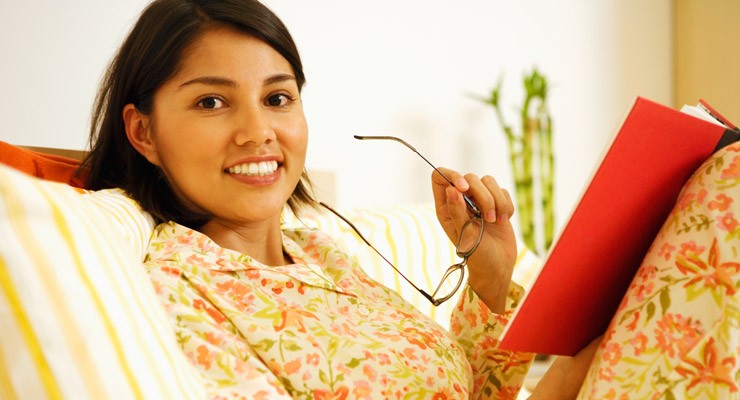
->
[353, 135, 480, 217]
[318, 202, 435, 304]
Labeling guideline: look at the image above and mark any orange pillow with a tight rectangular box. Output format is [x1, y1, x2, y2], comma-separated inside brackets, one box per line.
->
[0, 141, 86, 187]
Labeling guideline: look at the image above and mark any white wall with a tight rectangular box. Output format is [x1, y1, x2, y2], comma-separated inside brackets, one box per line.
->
[0, 0, 672, 234]
[0, 1, 151, 148]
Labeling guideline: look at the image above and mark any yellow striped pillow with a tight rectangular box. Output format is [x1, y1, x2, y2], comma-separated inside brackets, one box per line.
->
[288, 204, 542, 329]
[0, 165, 205, 399]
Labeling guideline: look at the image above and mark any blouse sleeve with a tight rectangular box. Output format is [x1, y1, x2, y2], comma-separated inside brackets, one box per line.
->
[145, 262, 293, 400]
[449, 282, 536, 399]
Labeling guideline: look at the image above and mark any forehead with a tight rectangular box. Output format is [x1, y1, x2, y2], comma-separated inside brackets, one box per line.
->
[172, 25, 293, 81]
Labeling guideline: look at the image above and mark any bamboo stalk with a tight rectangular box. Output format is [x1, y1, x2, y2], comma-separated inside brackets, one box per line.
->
[538, 109, 555, 253]
[477, 68, 555, 257]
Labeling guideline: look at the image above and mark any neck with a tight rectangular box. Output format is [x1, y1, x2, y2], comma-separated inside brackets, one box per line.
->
[198, 216, 288, 266]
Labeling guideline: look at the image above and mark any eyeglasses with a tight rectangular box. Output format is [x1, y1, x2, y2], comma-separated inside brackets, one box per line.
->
[319, 135, 484, 306]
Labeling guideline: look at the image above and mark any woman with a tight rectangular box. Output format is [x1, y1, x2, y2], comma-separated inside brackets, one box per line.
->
[83, 0, 740, 399]
[80, 0, 553, 398]
[85, 0, 740, 399]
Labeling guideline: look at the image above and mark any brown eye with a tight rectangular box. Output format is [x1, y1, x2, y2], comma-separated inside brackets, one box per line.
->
[266, 94, 290, 107]
[198, 97, 224, 109]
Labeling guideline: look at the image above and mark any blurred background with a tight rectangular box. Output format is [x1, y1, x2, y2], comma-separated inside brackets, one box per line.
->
[1, 0, 738, 238]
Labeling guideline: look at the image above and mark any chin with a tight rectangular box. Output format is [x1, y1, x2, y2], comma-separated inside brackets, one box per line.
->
[244, 198, 289, 220]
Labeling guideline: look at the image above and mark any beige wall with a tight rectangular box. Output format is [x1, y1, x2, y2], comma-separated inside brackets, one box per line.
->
[0, 1, 674, 225]
[675, 0, 740, 124]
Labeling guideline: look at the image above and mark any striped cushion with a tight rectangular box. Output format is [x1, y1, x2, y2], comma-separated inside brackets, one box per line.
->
[0, 165, 205, 399]
[286, 203, 541, 329]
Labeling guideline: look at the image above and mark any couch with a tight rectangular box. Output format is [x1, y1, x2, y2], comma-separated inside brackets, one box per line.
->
[0, 142, 542, 398]
[4, 141, 737, 399]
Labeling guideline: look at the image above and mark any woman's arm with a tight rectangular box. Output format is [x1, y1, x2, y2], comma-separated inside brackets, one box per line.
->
[449, 283, 536, 399]
[432, 167, 539, 398]
[430, 167, 518, 313]
[528, 336, 602, 400]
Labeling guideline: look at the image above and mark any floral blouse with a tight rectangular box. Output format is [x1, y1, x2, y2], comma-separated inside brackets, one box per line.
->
[144, 223, 535, 399]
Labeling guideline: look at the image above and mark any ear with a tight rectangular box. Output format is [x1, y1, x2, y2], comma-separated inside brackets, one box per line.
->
[123, 103, 161, 167]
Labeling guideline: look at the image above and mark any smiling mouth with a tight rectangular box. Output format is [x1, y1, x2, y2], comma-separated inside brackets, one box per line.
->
[226, 160, 279, 176]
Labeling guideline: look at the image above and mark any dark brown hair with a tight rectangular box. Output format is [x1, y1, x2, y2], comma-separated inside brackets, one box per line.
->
[79, 0, 317, 228]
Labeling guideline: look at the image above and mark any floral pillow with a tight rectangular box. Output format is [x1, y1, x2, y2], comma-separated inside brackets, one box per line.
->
[578, 142, 740, 399]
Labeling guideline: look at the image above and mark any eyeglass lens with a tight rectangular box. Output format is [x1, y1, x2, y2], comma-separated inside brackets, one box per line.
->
[457, 217, 485, 257]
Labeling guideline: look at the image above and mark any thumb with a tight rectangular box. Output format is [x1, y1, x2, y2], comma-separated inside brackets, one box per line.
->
[445, 186, 471, 228]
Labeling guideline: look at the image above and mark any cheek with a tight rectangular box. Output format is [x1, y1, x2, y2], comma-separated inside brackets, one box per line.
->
[281, 117, 309, 157]
[154, 108, 221, 148]
[149, 119, 218, 175]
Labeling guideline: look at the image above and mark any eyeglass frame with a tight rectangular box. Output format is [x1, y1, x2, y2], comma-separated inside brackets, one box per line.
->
[319, 135, 485, 306]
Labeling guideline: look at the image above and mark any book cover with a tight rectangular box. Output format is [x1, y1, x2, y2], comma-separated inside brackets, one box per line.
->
[498, 97, 734, 356]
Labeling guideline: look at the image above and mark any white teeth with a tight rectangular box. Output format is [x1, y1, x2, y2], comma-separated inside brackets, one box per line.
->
[227, 161, 278, 176]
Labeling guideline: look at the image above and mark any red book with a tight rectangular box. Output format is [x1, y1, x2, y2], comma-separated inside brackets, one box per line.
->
[498, 97, 737, 356]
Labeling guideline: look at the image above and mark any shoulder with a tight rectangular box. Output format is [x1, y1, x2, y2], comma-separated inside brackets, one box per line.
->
[283, 225, 347, 253]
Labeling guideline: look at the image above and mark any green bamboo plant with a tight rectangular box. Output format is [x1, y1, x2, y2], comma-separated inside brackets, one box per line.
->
[475, 68, 555, 256]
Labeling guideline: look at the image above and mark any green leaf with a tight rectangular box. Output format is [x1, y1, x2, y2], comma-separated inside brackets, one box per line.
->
[327, 338, 339, 358]
[346, 358, 362, 368]
[489, 373, 502, 389]
[659, 289, 671, 315]
[620, 356, 649, 366]
[283, 342, 302, 352]
[646, 301, 656, 321]
[255, 339, 276, 352]
[686, 284, 706, 302]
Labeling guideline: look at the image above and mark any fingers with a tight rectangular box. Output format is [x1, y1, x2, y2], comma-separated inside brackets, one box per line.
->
[443, 185, 470, 228]
[503, 188, 515, 218]
[432, 168, 469, 224]
[432, 167, 513, 224]
[431, 167, 468, 202]
[480, 175, 514, 222]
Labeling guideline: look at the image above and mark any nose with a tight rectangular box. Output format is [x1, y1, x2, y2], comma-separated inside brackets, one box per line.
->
[233, 105, 275, 146]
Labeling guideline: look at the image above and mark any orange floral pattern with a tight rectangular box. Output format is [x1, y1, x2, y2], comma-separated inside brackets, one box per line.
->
[144, 220, 534, 398]
[578, 143, 740, 399]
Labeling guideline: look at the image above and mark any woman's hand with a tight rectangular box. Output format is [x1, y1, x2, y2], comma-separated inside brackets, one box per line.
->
[431, 167, 517, 313]
[528, 335, 603, 400]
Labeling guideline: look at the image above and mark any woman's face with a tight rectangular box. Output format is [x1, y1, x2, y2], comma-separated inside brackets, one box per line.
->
[137, 26, 308, 225]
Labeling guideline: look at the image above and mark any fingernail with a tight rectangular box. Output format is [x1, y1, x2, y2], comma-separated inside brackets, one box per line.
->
[486, 209, 497, 223]
[498, 212, 509, 223]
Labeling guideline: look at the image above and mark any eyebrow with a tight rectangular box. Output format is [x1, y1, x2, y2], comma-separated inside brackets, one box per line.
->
[178, 76, 236, 89]
[264, 73, 296, 85]
[177, 73, 296, 90]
